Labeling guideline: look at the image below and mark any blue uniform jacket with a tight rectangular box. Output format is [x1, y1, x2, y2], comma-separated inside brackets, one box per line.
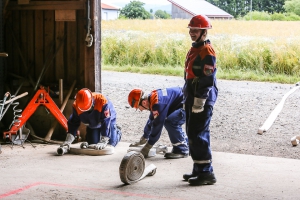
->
[67, 93, 116, 137]
[143, 87, 183, 146]
[183, 40, 218, 106]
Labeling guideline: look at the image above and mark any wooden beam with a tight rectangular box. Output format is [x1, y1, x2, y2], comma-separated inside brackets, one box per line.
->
[84, 0, 101, 92]
[7, 1, 84, 10]
[18, 0, 30, 5]
[55, 10, 76, 21]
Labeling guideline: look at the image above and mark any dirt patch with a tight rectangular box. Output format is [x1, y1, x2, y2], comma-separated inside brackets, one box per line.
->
[102, 71, 300, 159]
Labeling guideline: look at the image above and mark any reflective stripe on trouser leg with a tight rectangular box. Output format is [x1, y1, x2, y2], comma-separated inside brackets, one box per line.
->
[164, 108, 189, 154]
[186, 104, 214, 173]
[193, 160, 211, 164]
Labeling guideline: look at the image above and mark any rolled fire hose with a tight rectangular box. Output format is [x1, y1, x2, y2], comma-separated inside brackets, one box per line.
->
[258, 82, 300, 134]
[119, 151, 157, 185]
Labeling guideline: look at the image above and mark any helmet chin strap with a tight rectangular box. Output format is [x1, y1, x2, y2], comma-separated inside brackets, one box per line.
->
[139, 98, 150, 111]
[141, 104, 149, 110]
[196, 29, 205, 43]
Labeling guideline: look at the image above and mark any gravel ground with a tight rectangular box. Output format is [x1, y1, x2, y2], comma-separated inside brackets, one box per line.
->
[102, 71, 300, 160]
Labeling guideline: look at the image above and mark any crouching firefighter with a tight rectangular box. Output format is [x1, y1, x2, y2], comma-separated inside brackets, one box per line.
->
[128, 87, 189, 159]
[60, 88, 122, 154]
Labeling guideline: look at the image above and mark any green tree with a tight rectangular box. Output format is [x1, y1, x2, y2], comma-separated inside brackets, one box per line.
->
[206, 0, 285, 18]
[154, 10, 171, 19]
[284, 0, 300, 15]
[119, 0, 151, 19]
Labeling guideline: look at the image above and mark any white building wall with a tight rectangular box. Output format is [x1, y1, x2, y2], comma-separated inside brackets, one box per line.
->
[171, 4, 193, 19]
[102, 9, 119, 20]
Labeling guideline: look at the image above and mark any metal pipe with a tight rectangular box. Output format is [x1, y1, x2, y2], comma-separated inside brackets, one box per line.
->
[57, 146, 69, 156]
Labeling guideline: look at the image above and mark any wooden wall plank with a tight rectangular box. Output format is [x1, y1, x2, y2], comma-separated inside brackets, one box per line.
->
[84, 0, 95, 92]
[5, 13, 13, 77]
[77, 9, 85, 88]
[43, 10, 55, 84]
[93, 0, 101, 93]
[7, 1, 85, 10]
[11, 11, 20, 77]
[55, 21, 65, 80]
[34, 10, 44, 80]
[27, 10, 34, 78]
[20, 10, 27, 75]
[66, 21, 77, 85]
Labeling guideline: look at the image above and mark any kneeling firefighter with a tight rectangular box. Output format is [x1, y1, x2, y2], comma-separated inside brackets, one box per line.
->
[60, 88, 122, 153]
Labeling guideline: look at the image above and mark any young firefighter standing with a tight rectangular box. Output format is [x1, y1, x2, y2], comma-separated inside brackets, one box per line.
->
[128, 87, 189, 159]
[182, 15, 218, 186]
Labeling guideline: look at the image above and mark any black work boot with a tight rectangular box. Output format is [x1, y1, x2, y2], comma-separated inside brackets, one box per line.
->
[188, 172, 217, 186]
[164, 152, 188, 159]
[183, 173, 197, 181]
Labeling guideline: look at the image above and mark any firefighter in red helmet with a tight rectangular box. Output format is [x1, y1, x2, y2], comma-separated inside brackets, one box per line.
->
[182, 15, 218, 185]
[60, 88, 122, 152]
[128, 87, 189, 159]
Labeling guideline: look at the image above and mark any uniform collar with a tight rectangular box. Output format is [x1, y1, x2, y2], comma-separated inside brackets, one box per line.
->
[192, 39, 210, 48]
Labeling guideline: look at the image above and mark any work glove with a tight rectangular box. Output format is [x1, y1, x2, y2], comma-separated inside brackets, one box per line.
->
[95, 136, 109, 150]
[140, 143, 153, 158]
[192, 97, 206, 113]
[60, 133, 75, 150]
[129, 136, 148, 147]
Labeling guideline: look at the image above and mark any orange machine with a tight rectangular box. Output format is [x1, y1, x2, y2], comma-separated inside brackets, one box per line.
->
[3, 87, 68, 141]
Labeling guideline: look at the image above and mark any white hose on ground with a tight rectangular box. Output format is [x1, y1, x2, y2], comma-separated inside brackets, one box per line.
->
[258, 82, 300, 135]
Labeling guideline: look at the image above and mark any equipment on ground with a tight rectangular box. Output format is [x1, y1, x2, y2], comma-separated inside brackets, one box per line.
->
[57, 143, 115, 156]
[119, 151, 157, 185]
[258, 82, 300, 135]
[128, 143, 168, 157]
[291, 136, 300, 146]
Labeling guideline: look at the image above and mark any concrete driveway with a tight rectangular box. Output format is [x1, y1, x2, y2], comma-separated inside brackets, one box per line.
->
[0, 142, 300, 200]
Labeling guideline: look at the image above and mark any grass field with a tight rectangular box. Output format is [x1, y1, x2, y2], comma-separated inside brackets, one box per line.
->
[102, 19, 300, 84]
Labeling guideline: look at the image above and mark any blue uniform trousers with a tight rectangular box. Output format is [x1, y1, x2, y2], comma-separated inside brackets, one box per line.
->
[164, 108, 189, 154]
[86, 123, 122, 147]
[185, 104, 213, 174]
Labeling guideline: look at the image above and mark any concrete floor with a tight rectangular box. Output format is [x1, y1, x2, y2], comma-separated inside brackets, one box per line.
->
[0, 142, 300, 200]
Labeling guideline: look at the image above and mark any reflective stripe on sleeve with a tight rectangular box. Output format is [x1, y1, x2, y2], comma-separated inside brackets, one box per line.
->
[162, 89, 168, 96]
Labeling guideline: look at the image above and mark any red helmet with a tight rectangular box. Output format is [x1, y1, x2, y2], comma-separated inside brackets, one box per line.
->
[188, 15, 212, 29]
[75, 88, 93, 111]
[128, 89, 143, 109]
